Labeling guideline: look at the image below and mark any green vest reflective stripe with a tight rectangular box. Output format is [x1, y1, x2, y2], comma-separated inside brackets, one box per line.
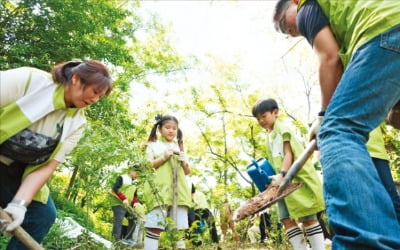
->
[298, 0, 400, 67]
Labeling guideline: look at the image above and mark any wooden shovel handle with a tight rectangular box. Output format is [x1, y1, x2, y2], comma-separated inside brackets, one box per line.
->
[0, 207, 44, 250]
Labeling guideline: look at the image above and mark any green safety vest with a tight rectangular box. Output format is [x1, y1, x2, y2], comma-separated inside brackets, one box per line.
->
[266, 119, 325, 219]
[142, 139, 192, 212]
[298, 0, 400, 67]
[110, 174, 137, 207]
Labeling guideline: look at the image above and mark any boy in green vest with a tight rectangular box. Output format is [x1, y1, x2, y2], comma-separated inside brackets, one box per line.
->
[110, 166, 138, 244]
[272, 0, 400, 248]
[252, 98, 325, 250]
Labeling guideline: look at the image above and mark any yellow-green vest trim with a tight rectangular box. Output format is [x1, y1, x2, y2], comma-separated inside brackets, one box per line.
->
[298, 0, 400, 67]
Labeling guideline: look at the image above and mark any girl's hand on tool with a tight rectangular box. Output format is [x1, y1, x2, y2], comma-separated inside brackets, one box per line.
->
[122, 199, 129, 206]
[178, 152, 188, 163]
[163, 149, 174, 161]
[4, 203, 27, 232]
[269, 173, 284, 186]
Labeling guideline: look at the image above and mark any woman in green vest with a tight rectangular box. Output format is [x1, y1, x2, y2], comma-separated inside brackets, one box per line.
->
[272, 0, 400, 249]
[0, 60, 112, 249]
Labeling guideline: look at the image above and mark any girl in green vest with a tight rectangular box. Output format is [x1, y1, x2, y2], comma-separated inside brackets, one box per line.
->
[0, 60, 112, 249]
[252, 98, 325, 250]
[143, 115, 191, 250]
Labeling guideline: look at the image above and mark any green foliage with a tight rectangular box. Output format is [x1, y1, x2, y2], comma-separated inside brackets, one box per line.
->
[158, 218, 184, 249]
[1, 0, 135, 70]
[42, 223, 77, 250]
[383, 126, 400, 180]
[0, 235, 9, 249]
[43, 225, 110, 250]
[51, 188, 95, 230]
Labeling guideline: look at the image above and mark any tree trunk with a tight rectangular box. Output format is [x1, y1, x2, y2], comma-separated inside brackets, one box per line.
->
[65, 164, 80, 199]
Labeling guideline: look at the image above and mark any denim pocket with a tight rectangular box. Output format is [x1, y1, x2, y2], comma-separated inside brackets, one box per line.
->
[380, 24, 400, 53]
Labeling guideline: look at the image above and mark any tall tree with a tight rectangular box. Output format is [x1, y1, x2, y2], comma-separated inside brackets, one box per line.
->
[1, 0, 187, 208]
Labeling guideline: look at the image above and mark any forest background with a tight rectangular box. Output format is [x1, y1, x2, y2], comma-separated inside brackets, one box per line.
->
[1, 0, 399, 249]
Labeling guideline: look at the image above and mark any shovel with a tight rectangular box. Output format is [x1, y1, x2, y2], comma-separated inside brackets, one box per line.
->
[170, 130, 184, 227]
[234, 140, 317, 221]
[0, 207, 44, 250]
[276, 139, 317, 196]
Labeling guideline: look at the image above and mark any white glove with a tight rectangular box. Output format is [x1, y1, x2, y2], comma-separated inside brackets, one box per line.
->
[308, 116, 323, 141]
[3, 203, 27, 232]
[122, 199, 129, 206]
[163, 148, 174, 161]
[178, 152, 188, 163]
[269, 173, 284, 186]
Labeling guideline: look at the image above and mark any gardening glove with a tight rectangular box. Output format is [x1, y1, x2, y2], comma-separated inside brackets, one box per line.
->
[178, 151, 188, 163]
[308, 116, 323, 142]
[122, 199, 129, 206]
[3, 203, 27, 232]
[163, 148, 174, 161]
[268, 173, 284, 186]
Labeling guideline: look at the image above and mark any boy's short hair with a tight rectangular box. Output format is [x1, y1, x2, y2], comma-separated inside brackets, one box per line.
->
[252, 99, 279, 117]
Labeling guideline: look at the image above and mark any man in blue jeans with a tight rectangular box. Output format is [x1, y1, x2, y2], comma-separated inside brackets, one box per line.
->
[273, 0, 400, 249]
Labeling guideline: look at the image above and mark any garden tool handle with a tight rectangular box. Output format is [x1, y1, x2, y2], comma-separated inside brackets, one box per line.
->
[0, 207, 44, 250]
[108, 190, 136, 215]
[277, 140, 317, 196]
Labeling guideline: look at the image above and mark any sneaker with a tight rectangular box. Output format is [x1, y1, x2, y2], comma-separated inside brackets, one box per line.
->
[122, 239, 136, 246]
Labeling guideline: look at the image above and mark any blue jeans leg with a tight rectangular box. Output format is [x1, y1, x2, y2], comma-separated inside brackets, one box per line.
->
[318, 24, 400, 250]
[7, 197, 57, 250]
[112, 205, 127, 241]
[372, 157, 400, 223]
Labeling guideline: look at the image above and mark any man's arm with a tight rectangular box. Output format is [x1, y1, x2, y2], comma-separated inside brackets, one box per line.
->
[312, 26, 343, 108]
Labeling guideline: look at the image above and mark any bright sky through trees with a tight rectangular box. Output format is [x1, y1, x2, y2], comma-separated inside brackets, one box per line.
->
[134, 1, 320, 118]
[132, 1, 321, 189]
